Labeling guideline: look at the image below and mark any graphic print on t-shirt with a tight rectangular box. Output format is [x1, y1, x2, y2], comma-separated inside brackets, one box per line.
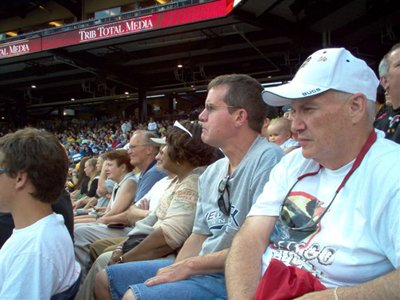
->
[206, 205, 239, 231]
[269, 190, 336, 278]
[271, 191, 325, 246]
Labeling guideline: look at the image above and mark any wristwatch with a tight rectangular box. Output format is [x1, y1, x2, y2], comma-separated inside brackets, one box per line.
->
[117, 256, 124, 264]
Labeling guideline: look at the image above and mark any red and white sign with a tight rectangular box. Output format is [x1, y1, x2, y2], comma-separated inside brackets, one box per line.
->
[0, 0, 230, 59]
[0, 38, 41, 58]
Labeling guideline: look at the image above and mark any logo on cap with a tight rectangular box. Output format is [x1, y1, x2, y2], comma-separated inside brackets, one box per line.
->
[302, 88, 321, 97]
[300, 56, 312, 69]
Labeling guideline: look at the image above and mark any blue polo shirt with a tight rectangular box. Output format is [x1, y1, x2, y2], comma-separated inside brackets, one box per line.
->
[133, 160, 166, 203]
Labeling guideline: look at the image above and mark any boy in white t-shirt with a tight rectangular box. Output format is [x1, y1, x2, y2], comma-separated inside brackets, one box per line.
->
[0, 128, 81, 299]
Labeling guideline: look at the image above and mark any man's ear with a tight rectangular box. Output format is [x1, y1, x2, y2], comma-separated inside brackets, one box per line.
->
[145, 145, 155, 156]
[234, 108, 248, 127]
[348, 93, 367, 124]
[380, 76, 389, 92]
[263, 118, 271, 129]
[15, 171, 29, 191]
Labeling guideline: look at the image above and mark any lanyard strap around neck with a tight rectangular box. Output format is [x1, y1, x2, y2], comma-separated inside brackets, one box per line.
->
[336, 130, 376, 193]
[297, 130, 377, 193]
[289, 130, 377, 227]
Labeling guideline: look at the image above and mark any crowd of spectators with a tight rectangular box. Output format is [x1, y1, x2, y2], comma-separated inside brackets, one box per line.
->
[0, 116, 190, 169]
[54, 118, 176, 167]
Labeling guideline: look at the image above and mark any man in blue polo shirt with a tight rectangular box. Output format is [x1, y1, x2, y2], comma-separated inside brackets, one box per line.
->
[74, 130, 166, 282]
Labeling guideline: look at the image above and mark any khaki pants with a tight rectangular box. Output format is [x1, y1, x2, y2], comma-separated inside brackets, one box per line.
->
[89, 237, 127, 264]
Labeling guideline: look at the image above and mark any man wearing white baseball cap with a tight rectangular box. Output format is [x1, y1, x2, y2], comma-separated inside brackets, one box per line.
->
[226, 48, 400, 299]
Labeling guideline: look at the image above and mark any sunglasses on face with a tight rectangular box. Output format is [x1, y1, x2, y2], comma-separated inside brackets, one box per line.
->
[279, 179, 334, 233]
[271, 130, 376, 245]
[271, 168, 341, 244]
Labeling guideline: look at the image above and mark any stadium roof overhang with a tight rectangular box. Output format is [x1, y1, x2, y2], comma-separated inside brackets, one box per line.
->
[0, 0, 399, 120]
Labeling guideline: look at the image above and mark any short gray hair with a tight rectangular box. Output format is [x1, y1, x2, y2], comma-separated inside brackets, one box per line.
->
[331, 90, 376, 124]
[378, 58, 388, 78]
[379, 43, 400, 78]
[133, 130, 159, 156]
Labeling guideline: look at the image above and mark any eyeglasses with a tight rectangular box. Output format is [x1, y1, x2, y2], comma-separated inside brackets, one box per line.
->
[217, 175, 231, 216]
[128, 144, 148, 150]
[0, 167, 8, 175]
[204, 103, 237, 114]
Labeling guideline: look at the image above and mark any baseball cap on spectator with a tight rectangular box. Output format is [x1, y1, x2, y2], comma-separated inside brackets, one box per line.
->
[262, 48, 379, 107]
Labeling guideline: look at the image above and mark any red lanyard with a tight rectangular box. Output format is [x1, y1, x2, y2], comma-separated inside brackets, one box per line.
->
[336, 130, 376, 193]
[284, 130, 378, 230]
[297, 130, 377, 193]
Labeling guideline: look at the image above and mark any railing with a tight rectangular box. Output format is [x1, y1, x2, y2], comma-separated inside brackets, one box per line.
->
[2, 0, 216, 43]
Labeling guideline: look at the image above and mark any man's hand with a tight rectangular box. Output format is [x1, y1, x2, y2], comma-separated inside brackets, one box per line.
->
[96, 216, 107, 224]
[94, 207, 106, 212]
[108, 249, 123, 265]
[136, 198, 150, 210]
[145, 258, 194, 286]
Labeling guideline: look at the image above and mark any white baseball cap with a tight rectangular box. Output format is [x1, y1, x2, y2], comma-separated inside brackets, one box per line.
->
[262, 48, 379, 106]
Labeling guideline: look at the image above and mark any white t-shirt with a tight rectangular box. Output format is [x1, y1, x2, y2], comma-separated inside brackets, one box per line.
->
[0, 213, 81, 299]
[135, 176, 173, 212]
[249, 134, 400, 288]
